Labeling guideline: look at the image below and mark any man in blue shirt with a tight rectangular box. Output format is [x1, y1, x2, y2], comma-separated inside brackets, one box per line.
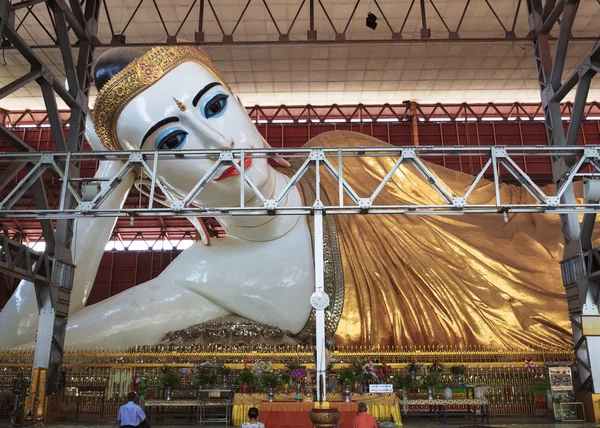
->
[117, 392, 147, 428]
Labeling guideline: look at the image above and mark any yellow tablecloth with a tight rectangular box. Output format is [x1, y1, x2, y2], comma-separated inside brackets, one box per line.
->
[232, 393, 402, 427]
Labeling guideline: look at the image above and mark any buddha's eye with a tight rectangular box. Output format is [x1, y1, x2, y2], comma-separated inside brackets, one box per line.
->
[155, 129, 188, 150]
[203, 93, 228, 119]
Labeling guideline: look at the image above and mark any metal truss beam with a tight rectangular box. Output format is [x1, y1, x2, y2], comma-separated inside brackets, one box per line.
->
[0, 234, 52, 285]
[2, 102, 600, 127]
[0, 0, 100, 422]
[6, 0, 598, 48]
[1, 146, 600, 218]
[527, 0, 600, 393]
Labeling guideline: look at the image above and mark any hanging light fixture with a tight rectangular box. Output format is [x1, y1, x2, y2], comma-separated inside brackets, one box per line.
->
[366, 12, 378, 30]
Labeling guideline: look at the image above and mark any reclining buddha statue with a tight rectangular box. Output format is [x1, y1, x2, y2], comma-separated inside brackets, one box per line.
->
[0, 45, 574, 350]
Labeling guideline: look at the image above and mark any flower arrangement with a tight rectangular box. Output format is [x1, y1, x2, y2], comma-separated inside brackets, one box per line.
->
[376, 360, 392, 381]
[337, 367, 360, 387]
[280, 371, 291, 387]
[192, 367, 214, 390]
[392, 375, 414, 390]
[362, 360, 378, 379]
[406, 362, 422, 373]
[291, 368, 308, 381]
[429, 361, 445, 373]
[258, 370, 280, 390]
[237, 368, 255, 386]
[159, 366, 182, 390]
[251, 361, 272, 377]
[218, 366, 231, 377]
[422, 371, 441, 388]
[362, 360, 392, 382]
[132, 375, 152, 396]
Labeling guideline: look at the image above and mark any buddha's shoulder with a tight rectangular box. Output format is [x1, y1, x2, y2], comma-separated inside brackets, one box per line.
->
[303, 130, 391, 149]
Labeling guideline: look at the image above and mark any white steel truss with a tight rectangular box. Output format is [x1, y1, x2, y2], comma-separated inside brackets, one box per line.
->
[1, 145, 600, 219]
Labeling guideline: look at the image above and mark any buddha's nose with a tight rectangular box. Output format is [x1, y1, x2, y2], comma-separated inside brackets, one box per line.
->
[189, 119, 234, 149]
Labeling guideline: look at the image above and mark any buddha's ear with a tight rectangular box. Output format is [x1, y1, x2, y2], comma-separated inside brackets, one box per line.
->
[85, 114, 110, 151]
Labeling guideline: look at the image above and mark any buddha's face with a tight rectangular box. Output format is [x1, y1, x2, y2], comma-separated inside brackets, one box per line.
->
[115, 61, 270, 207]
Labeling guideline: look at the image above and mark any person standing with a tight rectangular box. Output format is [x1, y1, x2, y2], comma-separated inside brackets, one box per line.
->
[117, 392, 147, 428]
[353, 402, 377, 428]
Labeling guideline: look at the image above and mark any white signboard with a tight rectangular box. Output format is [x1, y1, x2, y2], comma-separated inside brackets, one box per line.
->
[369, 384, 393, 393]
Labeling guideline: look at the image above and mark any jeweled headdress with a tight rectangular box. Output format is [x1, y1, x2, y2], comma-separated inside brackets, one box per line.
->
[92, 45, 229, 151]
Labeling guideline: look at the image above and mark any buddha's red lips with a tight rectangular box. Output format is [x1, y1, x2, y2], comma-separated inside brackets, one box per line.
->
[214, 157, 252, 181]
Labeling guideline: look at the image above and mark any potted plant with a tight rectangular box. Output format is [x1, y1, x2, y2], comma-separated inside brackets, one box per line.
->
[422, 372, 441, 400]
[218, 366, 231, 387]
[238, 368, 255, 393]
[429, 361, 445, 373]
[192, 367, 212, 390]
[291, 367, 308, 396]
[280, 372, 291, 393]
[406, 362, 422, 380]
[132, 375, 152, 408]
[450, 365, 468, 387]
[392, 375, 413, 400]
[258, 370, 280, 401]
[159, 366, 181, 401]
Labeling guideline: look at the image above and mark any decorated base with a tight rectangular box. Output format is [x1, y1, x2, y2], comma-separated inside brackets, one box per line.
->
[309, 407, 341, 428]
[159, 315, 304, 348]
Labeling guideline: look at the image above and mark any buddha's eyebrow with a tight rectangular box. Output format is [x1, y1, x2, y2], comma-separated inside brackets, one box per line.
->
[192, 82, 222, 107]
[141, 116, 180, 148]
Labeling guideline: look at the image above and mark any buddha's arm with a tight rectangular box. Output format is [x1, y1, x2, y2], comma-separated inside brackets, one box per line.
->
[69, 160, 135, 313]
[0, 160, 134, 348]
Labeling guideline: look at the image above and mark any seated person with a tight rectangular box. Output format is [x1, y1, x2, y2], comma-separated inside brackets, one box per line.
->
[241, 407, 265, 428]
[353, 402, 377, 428]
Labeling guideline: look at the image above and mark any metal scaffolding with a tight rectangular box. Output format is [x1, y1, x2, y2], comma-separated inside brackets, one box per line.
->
[0, 0, 599, 420]
[2, 101, 600, 127]
[6, 0, 598, 48]
[527, 0, 600, 392]
[2, 146, 600, 218]
[0, 0, 100, 422]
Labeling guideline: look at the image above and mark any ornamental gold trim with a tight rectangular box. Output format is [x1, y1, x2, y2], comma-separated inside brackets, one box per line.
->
[92, 45, 230, 151]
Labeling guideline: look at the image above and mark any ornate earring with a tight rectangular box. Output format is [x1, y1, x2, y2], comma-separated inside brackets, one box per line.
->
[173, 97, 186, 112]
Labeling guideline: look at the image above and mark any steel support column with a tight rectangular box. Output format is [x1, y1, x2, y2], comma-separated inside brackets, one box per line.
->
[527, 0, 600, 393]
[0, 0, 100, 422]
[314, 209, 326, 402]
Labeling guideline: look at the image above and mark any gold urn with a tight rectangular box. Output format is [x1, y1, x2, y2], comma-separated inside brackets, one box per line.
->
[308, 407, 341, 428]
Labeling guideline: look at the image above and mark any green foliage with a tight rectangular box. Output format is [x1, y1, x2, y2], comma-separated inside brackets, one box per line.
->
[159, 366, 182, 390]
[257, 370, 280, 390]
[237, 368, 255, 385]
[429, 361, 445, 373]
[280, 372, 291, 386]
[450, 365, 467, 376]
[192, 367, 214, 390]
[422, 372, 442, 388]
[406, 362, 422, 372]
[392, 375, 414, 390]
[218, 366, 231, 377]
[138, 377, 152, 396]
[337, 367, 360, 387]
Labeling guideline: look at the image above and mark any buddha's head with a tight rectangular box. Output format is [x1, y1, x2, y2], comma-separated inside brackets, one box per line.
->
[89, 46, 273, 207]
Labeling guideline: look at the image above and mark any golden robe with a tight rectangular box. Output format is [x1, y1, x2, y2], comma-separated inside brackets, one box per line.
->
[304, 131, 572, 350]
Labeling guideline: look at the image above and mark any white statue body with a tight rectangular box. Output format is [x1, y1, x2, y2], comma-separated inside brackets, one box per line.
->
[0, 59, 314, 347]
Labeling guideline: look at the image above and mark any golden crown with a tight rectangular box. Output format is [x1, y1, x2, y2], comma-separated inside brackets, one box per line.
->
[92, 45, 229, 151]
